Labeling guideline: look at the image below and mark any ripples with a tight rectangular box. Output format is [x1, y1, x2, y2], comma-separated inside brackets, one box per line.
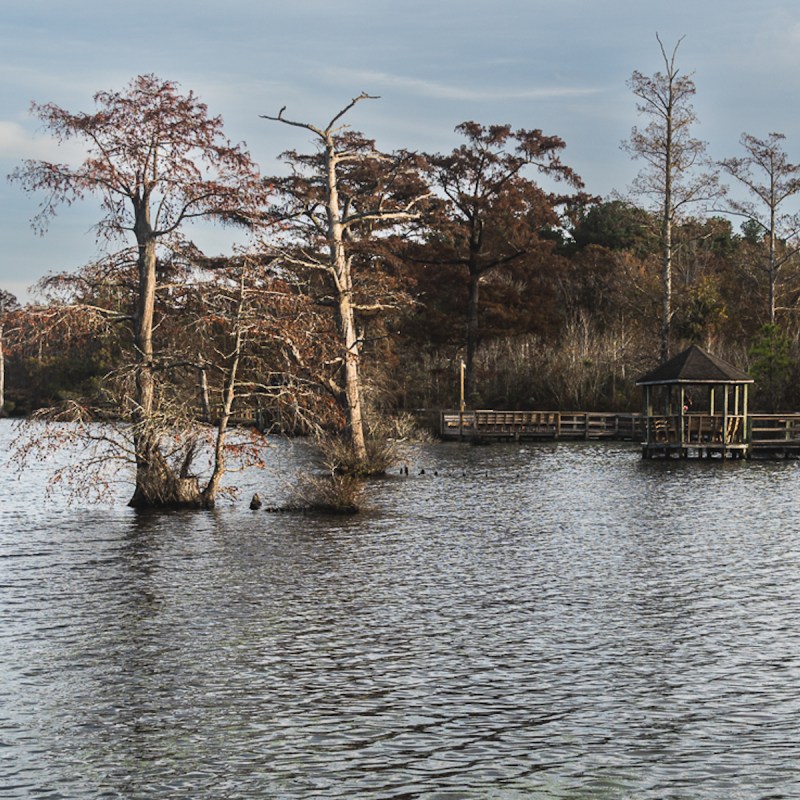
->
[3, 427, 800, 797]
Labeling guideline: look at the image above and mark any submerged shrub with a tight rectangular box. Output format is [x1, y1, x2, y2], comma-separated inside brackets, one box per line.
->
[316, 433, 400, 477]
[286, 471, 362, 514]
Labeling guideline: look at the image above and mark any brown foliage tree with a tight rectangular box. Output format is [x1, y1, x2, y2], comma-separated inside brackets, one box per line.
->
[0, 290, 20, 416]
[421, 121, 587, 402]
[10, 75, 267, 508]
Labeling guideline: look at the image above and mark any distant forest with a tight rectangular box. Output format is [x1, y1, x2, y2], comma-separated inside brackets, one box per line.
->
[4, 43, 800, 441]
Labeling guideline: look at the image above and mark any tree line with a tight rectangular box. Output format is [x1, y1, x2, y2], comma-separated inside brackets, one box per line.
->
[4, 39, 800, 508]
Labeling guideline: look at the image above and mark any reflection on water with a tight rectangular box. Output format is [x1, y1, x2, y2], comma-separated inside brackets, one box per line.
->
[2, 422, 800, 798]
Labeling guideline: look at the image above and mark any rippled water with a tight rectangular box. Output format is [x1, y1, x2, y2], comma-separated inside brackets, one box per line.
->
[2, 420, 800, 798]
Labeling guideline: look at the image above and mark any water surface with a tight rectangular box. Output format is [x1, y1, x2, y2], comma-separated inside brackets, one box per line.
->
[2, 421, 800, 798]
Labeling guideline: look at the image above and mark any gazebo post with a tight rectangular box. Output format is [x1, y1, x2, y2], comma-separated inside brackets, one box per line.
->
[679, 385, 686, 455]
[723, 384, 730, 456]
[743, 383, 750, 456]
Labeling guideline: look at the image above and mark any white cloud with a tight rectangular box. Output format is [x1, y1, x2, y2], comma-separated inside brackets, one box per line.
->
[765, 18, 800, 65]
[0, 121, 37, 158]
[0, 120, 87, 163]
[324, 69, 603, 103]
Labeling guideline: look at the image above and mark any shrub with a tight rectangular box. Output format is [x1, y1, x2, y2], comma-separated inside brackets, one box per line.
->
[286, 471, 362, 515]
[316, 432, 400, 477]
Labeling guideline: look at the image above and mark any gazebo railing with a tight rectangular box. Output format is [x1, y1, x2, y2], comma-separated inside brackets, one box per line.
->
[646, 413, 747, 446]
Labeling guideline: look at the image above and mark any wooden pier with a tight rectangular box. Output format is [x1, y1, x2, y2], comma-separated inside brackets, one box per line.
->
[439, 348, 800, 458]
[440, 409, 800, 458]
[440, 410, 642, 442]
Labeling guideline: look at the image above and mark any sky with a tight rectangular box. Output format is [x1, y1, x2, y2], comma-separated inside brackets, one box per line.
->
[3, 0, 800, 301]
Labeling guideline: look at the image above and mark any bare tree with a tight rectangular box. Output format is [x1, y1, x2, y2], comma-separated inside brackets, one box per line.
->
[623, 34, 719, 362]
[261, 94, 429, 467]
[719, 132, 800, 323]
[186, 254, 336, 499]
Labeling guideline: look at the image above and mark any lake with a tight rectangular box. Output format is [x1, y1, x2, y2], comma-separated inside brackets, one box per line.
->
[2, 420, 800, 798]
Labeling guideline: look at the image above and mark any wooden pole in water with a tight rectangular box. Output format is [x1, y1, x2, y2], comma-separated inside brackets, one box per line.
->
[459, 359, 465, 440]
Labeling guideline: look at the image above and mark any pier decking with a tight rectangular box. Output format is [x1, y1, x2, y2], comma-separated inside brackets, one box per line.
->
[440, 410, 642, 441]
[439, 409, 800, 457]
[439, 348, 800, 458]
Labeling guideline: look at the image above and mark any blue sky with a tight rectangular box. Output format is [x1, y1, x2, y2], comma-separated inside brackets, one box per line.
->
[3, 0, 800, 300]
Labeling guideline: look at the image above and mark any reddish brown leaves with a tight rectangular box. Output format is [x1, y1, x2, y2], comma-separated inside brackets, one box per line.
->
[11, 74, 268, 242]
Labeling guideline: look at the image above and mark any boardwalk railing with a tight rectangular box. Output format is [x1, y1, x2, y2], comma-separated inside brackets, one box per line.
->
[440, 410, 800, 453]
[749, 414, 800, 448]
[440, 410, 642, 441]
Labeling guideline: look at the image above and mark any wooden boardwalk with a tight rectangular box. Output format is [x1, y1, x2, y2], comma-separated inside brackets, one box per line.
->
[440, 410, 642, 442]
[440, 409, 800, 458]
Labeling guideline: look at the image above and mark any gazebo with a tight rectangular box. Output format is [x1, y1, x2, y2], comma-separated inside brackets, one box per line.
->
[636, 345, 754, 458]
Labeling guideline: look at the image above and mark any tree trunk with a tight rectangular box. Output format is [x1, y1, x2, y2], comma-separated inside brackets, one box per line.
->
[325, 142, 368, 464]
[129, 216, 202, 508]
[128, 436, 203, 509]
[661, 213, 672, 364]
[202, 307, 244, 509]
[198, 358, 211, 423]
[465, 269, 480, 402]
[134, 235, 157, 421]
[0, 322, 5, 417]
[769, 206, 777, 325]
[337, 282, 368, 462]
[660, 112, 673, 365]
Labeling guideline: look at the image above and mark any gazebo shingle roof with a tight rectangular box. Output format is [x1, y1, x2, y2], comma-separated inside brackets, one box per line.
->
[636, 344, 753, 386]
